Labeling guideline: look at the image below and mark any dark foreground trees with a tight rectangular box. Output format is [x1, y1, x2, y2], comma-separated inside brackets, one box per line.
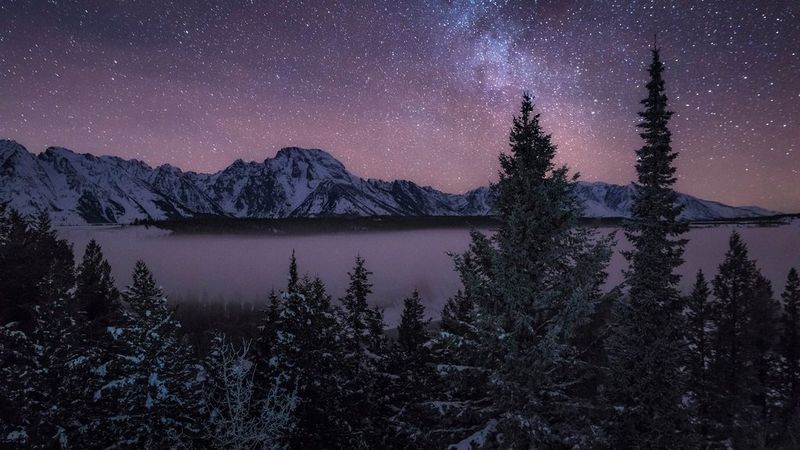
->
[604, 44, 693, 448]
[2, 46, 799, 449]
[422, 92, 614, 447]
[0, 211, 297, 448]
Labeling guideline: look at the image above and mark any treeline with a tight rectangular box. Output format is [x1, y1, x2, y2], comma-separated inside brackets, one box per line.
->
[136, 215, 503, 234]
[2, 46, 799, 449]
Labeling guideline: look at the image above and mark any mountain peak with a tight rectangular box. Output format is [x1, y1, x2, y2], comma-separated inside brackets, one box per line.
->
[155, 163, 182, 174]
[0, 139, 780, 224]
[270, 146, 349, 179]
[0, 139, 28, 159]
[43, 146, 81, 159]
[273, 146, 339, 163]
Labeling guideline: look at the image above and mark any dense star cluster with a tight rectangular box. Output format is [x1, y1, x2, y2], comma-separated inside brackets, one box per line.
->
[0, 0, 797, 211]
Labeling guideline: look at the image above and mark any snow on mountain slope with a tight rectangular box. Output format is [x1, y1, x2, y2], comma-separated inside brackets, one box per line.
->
[146, 164, 226, 217]
[0, 139, 781, 224]
[452, 186, 494, 216]
[574, 181, 778, 220]
[0, 140, 53, 215]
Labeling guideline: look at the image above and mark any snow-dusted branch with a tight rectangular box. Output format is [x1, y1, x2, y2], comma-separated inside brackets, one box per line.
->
[205, 338, 297, 450]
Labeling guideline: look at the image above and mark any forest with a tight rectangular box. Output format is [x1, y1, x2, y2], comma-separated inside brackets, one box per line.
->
[1, 48, 799, 449]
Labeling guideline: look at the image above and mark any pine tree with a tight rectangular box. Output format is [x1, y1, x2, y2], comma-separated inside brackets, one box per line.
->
[385, 289, 436, 448]
[0, 316, 38, 445]
[710, 231, 757, 444]
[710, 231, 780, 446]
[0, 210, 81, 446]
[30, 277, 87, 448]
[340, 255, 374, 352]
[26, 215, 79, 448]
[442, 92, 613, 447]
[783, 268, 800, 400]
[0, 209, 73, 326]
[686, 270, 712, 443]
[712, 232, 755, 391]
[337, 256, 389, 447]
[397, 289, 429, 359]
[750, 273, 781, 436]
[67, 240, 129, 446]
[364, 304, 386, 353]
[112, 261, 201, 446]
[269, 257, 351, 448]
[405, 274, 490, 449]
[257, 289, 281, 360]
[0, 208, 35, 323]
[392, 289, 474, 448]
[779, 268, 800, 443]
[29, 212, 75, 305]
[75, 239, 119, 322]
[288, 250, 298, 293]
[440, 289, 472, 336]
[0, 210, 132, 448]
[605, 44, 692, 448]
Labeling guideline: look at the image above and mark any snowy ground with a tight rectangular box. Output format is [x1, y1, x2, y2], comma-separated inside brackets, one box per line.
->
[58, 219, 800, 325]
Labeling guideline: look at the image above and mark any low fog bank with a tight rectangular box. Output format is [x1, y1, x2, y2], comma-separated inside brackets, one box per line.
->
[57, 220, 800, 326]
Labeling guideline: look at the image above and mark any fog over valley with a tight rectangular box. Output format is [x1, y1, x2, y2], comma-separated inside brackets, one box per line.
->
[58, 221, 800, 325]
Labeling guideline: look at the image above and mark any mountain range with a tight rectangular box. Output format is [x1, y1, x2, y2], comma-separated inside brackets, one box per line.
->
[0, 139, 778, 225]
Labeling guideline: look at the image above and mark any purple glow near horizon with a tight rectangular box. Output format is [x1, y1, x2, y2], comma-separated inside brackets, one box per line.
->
[1, 1, 798, 210]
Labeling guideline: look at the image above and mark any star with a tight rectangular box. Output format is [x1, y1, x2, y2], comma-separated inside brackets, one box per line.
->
[0, 0, 797, 211]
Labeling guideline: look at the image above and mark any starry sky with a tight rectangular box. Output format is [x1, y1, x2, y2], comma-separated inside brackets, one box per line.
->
[1, 1, 798, 211]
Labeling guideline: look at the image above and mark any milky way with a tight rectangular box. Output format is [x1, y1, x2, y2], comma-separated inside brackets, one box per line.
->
[1, 0, 798, 211]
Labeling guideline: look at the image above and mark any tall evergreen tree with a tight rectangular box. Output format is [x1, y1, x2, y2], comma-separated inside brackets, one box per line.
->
[712, 231, 755, 402]
[33, 282, 89, 448]
[402, 264, 492, 449]
[257, 250, 300, 367]
[781, 268, 800, 410]
[710, 231, 780, 446]
[340, 255, 375, 351]
[269, 257, 351, 448]
[109, 261, 202, 446]
[75, 239, 119, 322]
[337, 256, 389, 447]
[26, 215, 80, 447]
[750, 273, 781, 435]
[288, 250, 299, 293]
[0, 210, 81, 446]
[686, 270, 713, 443]
[780, 267, 800, 443]
[397, 289, 429, 359]
[0, 208, 35, 322]
[0, 317, 39, 445]
[605, 45, 692, 448]
[0, 209, 39, 441]
[66, 240, 130, 446]
[385, 290, 436, 449]
[0, 209, 74, 326]
[257, 289, 281, 360]
[443, 92, 613, 447]
[710, 231, 757, 445]
[0, 211, 134, 448]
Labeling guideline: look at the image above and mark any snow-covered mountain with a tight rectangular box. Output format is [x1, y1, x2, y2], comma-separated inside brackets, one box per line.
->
[573, 181, 777, 221]
[0, 139, 779, 224]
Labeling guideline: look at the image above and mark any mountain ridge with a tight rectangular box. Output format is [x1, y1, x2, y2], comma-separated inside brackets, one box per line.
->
[0, 139, 779, 225]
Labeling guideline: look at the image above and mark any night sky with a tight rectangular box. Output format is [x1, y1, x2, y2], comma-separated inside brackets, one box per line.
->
[1, 1, 798, 211]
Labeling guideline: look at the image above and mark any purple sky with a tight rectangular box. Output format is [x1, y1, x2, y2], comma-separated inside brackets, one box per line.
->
[1, 0, 798, 211]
